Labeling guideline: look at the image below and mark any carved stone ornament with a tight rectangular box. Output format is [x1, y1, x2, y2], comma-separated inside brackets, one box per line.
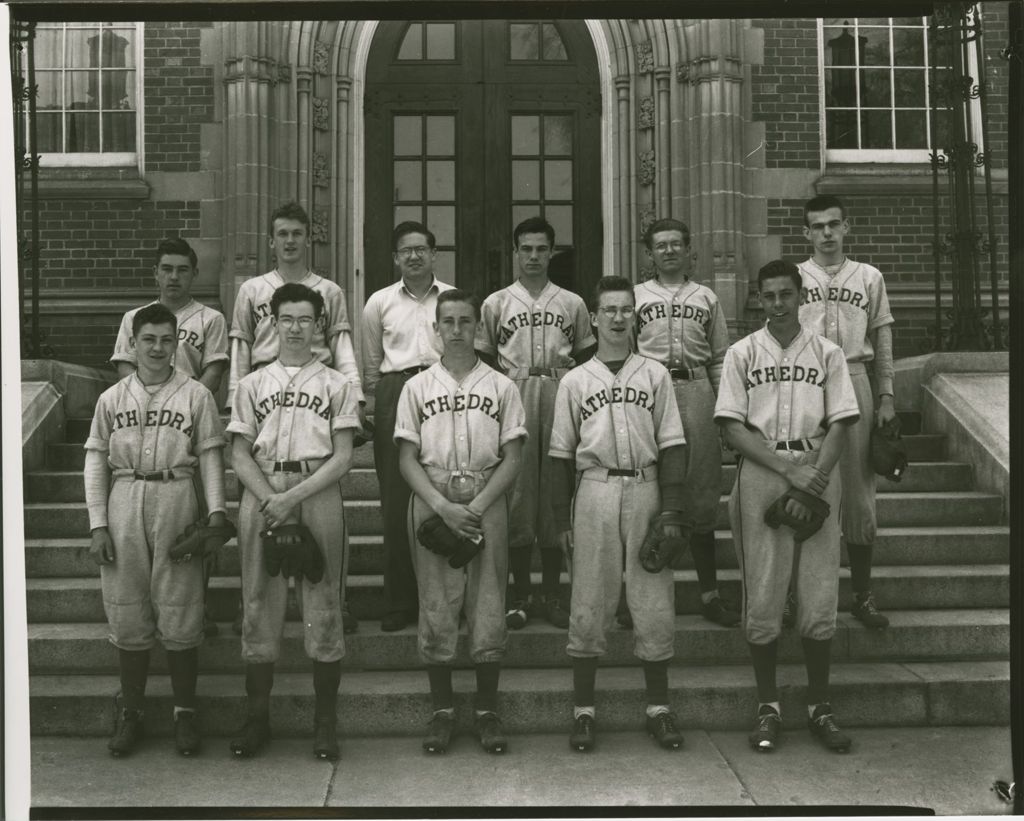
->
[313, 42, 330, 75]
[639, 206, 657, 236]
[638, 96, 655, 130]
[313, 151, 329, 188]
[638, 41, 654, 73]
[311, 209, 329, 244]
[277, 62, 291, 84]
[638, 150, 656, 186]
[675, 62, 690, 84]
[312, 97, 330, 131]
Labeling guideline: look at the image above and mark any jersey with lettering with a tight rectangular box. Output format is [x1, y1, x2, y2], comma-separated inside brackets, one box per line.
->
[85, 371, 225, 469]
[477, 281, 595, 370]
[110, 299, 229, 380]
[393, 360, 527, 471]
[227, 359, 360, 461]
[549, 354, 686, 471]
[798, 258, 894, 364]
[634, 277, 730, 389]
[714, 324, 859, 440]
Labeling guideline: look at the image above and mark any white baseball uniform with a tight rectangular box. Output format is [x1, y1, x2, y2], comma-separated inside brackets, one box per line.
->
[227, 359, 360, 664]
[798, 258, 895, 545]
[110, 299, 229, 380]
[714, 324, 859, 645]
[394, 360, 527, 665]
[549, 354, 686, 662]
[477, 280, 595, 549]
[634, 277, 730, 531]
[84, 372, 226, 651]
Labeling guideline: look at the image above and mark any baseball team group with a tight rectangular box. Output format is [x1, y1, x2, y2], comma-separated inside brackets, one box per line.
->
[83, 193, 897, 763]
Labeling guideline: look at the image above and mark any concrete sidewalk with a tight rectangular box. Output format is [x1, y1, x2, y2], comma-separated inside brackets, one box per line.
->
[24, 726, 1013, 816]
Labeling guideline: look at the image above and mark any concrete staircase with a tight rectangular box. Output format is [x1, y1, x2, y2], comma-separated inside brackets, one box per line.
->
[25, 414, 1009, 739]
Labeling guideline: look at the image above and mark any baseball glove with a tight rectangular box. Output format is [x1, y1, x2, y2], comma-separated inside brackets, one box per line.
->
[353, 418, 375, 449]
[168, 518, 237, 562]
[764, 488, 831, 543]
[416, 515, 483, 569]
[870, 416, 909, 482]
[260, 524, 324, 583]
[639, 511, 690, 573]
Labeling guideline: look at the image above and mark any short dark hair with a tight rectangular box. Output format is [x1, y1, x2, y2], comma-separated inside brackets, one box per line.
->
[269, 201, 310, 233]
[154, 237, 197, 269]
[393, 221, 436, 251]
[757, 259, 802, 291]
[591, 275, 635, 312]
[643, 218, 690, 250]
[436, 288, 480, 321]
[803, 195, 846, 226]
[513, 216, 555, 249]
[132, 303, 178, 337]
[270, 282, 325, 319]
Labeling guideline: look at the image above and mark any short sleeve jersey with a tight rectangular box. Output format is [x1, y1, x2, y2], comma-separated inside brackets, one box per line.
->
[110, 299, 229, 379]
[549, 353, 686, 471]
[393, 360, 528, 472]
[84, 371, 225, 469]
[229, 271, 353, 369]
[226, 359, 359, 462]
[714, 325, 860, 441]
[798, 258, 895, 364]
[477, 281, 596, 371]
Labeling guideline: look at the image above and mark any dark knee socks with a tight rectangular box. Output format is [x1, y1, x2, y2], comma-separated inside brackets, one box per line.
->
[747, 640, 779, 703]
[313, 660, 341, 721]
[642, 659, 669, 706]
[802, 637, 832, 706]
[509, 547, 532, 602]
[166, 647, 198, 710]
[847, 543, 873, 595]
[540, 548, 563, 600]
[245, 662, 274, 718]
[572, 656, 598, 707]
[690, 530, 718, 594]
[474, 662, 500, 713]
[427, 665, 454, 712]
[117, 648, 150, 712]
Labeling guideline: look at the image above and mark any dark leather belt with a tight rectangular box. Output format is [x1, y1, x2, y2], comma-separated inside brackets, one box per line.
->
[668, 368, 695, 380]
[775, 440, 813, 452]
[133, 469, 177, 481]
[607, 468, 647, 477]
[399, 366, 429, 377]
[271, 460, 307, 472]
[527, 367, 558, 377]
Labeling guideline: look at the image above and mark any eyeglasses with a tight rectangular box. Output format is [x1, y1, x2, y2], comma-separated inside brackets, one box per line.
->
[276, 317, 315, 329]
[653, 241, 686, 252]
[396, 246, 432, 259]
[597, 306, 636, 318]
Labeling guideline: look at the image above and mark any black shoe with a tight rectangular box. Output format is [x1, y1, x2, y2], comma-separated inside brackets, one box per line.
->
[851, 592, 889, 629]
[174, 709, 201, 756]
[381, 611, 414, 632]
[808, 704, 852, 753]
[569, 714, 596, 752]
[422, 711, 455, 754]
[646, 710, 684, 750]
[342, 604, 358, 635]
[505, 600, 528, 630]
[313, 718, 339, 760]
[542, 596, 570, 629]
[474, 711, 508, 753]
[230, 715, 271, 757]
[108, 709, 145, 757]
[701, 596, 741, 627]
[748, 704, 781, 753]
[782, 591, 797, 629]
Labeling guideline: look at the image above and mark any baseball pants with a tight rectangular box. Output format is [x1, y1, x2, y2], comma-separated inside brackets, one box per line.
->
[672, 375, 722, 532]
[508, 374, 560, 550]
[729, 447, 843, 645]
[567, 471, 675, 662]
[238, 471, 347, 664]
[839, 366, 878, 546]
[407, 474, 509, 665]
[101, 475, 204, 652]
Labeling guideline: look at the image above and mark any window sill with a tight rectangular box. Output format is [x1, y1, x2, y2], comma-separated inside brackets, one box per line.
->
[816, 166, 1008, 196]
[30, 170, 150, 200]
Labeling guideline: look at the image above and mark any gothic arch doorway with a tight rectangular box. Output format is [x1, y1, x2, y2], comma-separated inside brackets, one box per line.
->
[364, 19, 602, 299]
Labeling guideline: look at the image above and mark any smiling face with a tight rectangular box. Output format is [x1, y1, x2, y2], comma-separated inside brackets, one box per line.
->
[394, 231, 436, 280]
[273, 299, 318, 354]
[591, 287, 636, 348]
[514, 231, 552, 280]
[646, 229, 691, 280]
[758, 274, 805, 332]
[131, 321, 177, 375]
[803, 206, 849, 261]
[434, 299, 479, 357]
[154, 253, 196, 303]
[270, 218, 309, 267]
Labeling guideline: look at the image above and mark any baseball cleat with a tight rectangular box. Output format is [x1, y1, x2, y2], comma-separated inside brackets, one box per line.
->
[748, 704, 781, 753]
[422, 711, 455, 754]
[701, 596, 741, 627]
[108, 709, 145, 757]
[174, 709, 201, 756]
[646, 710, 684, 750]
[616, 608, 634, 629]
[313, 719, 339, 760]
[782, 591, 797, 629]
[474, 711, 508, 753]
[808, 704, 852, 753]
[851, 592, 889, 629]
[569, 714, 596, 752]
[505, 601, 528, 630]
[230, 716, 271, 757]
[542, 596, 570, 629]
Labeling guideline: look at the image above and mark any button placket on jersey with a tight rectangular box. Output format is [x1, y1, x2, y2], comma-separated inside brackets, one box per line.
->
[454, 385, 470, 469]
[612, 374, 631, 468]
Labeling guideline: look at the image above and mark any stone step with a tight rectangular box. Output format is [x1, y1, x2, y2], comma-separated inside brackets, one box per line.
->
[27, 660, 1009, 737]
[23, 490, 1004, 540]
[22, 460, 974, 504]
[26, 609, 1008, 676]
[24, 526, 1010, 579]
[24, 565, 1010, 624]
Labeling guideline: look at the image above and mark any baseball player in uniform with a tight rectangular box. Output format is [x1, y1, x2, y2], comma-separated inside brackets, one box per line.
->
[362, 221, 454, 633]
[634, 218, 738, 627]
[111, 237, 229, 639]
[85, 303, 227, 757]
[550, 276, 688, 752]
[477, 216, 595, 630]
[228, 201, 363, 635]
[714, 259, 859, 753]
[797, 195, 897, 629]
[395, 289, 527, 755]
[226, 282, 359, 760]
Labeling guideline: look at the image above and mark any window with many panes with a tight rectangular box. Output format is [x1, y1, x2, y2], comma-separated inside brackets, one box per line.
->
[821, 16, 957, 163]
[25, 22, 142, 166]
